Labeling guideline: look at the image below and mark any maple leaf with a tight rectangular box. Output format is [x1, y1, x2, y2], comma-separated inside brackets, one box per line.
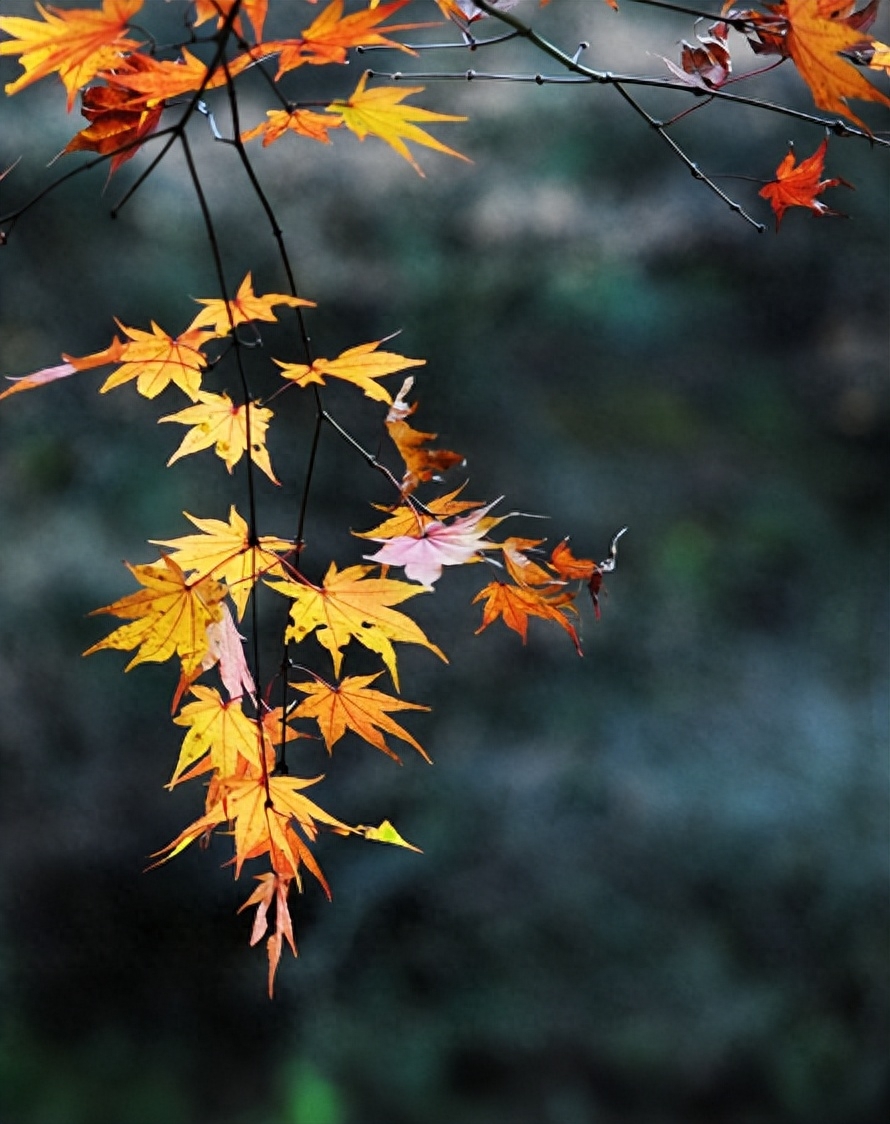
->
[169, 686, 266, 787]
[501, 536, 562, 589]
[201, 602, 256, 704]
[193, 0, 268, 41]
[473, 580, 582, 654]
[363, 499, 503, 586]
[354, 486, 485, 542]
[327, 71, 469, 176]
[274, 339, 425, 404]
[385, 377, 465, 494]
[187, 273, 314, 337]
[103, 47, 253, 103]
[266, 562, 447, 691]
[84, 554, 227, 676]
[662, 22, 733, 88]
[160, 391, 279, 485]
[99, 321, 214, 400]
[291, 672, 430, 763]
[0, 0, 143, 110]
[238, 872, 297, 999]
[62, 84, 163, 174]
[261, 0, 420, 77]
[759, 138, 852, 228]
[150, 506, 292, 621]
[241, 108, 343, 147]
[0, 337, 122, 402]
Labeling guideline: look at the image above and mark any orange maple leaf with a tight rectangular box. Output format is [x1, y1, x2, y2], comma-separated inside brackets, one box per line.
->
[385, 377, 465, 495]
[99, 321, 214, 400]
[759, 137, 852, 228]
[187, 272, 315, 337]
[103, 47, 253, 103]
[241, 108, 343, 147]
[274, 338, 425, 404]
[150, 506, 292, 621]
[259, 0, 419, 77]
[0, 0, 143, 110]
[62, 84, 163, 174]
[290, 672, 431, 762]
[84, 554, 228, 676]
[193, 0, 268, 41]
[473, 580, 582, 653]
[266, 562, 447, 691]
[159, 391, 279, 485]
[238, 872, 297, 999]
[327, 70, 469, 176]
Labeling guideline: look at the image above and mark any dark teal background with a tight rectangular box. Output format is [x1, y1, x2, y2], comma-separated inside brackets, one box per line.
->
[1, 2, 887, 1122]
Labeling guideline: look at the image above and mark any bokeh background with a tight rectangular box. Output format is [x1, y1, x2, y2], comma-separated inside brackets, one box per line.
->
[1, 2, 887, 1122]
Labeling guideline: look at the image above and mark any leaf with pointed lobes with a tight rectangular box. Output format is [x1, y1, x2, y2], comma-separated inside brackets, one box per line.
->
[238, 872, 297, 999]
[101, 47, 254, 104]
[473, 580, 582, 654]
[150, 770, 349, 884]
[386, 378, 465, 495]
[62, 84, 163, 174]
[193, 0, 268, 41]
[0, 337, 122, 402]
[160, 391, 279, 484]
[291, 672, 431, 763]
[501, 536, 563, 589]
[84, 555, 227, 677]
[358, 819, 422, 853]
[327, 71, 469, 177]
[187, 273, 314, 338]
[275, 339, 424, 404]
[242, 108, 343, 147]
[266, 562, 447, 692]
[364, 499, 503, 587]
[760, 139, 853, 229]
[169, 686, 265, 788]
[260, 0, 422, 77]
[0, 0, 143, 110]
[99, 320, 214, 400]
[150, 506, 292, 621]
[356, 486, 486, 542]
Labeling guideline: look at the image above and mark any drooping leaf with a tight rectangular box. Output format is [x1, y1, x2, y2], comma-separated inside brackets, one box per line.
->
[290, 672, 430, 762]
[759, 137, 852, 228]
[0, 337, 122, 402]
[187, 272, 314, 337]
[99, 321, 214, 400]
[238, 872, 297, 999]
[385, 377, 465, 494]
[62, 83, 163, 174]
[327, 70, 469, 176]
[160, 391, 279, 484]
[266, 562, 447, 691]
[274, 339, 425, 404]
[84, 555, 228, 675]
[0, 0, 143, 109]
[150, 506, 292, 621]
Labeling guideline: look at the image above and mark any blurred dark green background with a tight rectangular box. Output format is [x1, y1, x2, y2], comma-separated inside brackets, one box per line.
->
[1, 2, 887, 1122]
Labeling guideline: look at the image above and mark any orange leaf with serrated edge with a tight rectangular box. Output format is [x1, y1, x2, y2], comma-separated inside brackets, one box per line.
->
[259, 0, 420, 78]
[385, 377, 465, 494]
[266, 563, 447, 691]
[275, 339, 425, 404]
[160, 391, 279, 484]
[99, 321, 213, 400]
[549, 539, 599, 582]
[327, 70, 469, 176]
[238, 873, 297, 999]
[501, 536, 561, 589]
[151, 506, 292, 621]
[759, 138, 852, 228]
[0, 336, 123, 402]
[242, 108, 343, 147]
[0, 0, 143, 110]
[169, 686, 266, 787]
[102, 47, 253, 103]
[291, 672, 430, 763]
[62, 84, 163, 174]
[193, 0, 268, 40]
[84, 555, 227, 675]
[474, 580, 582, 654]
[187, 273, 314, 337]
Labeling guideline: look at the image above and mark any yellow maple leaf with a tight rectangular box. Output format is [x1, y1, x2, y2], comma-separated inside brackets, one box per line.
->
[150, 506, 292, 621]
[187, 272, 315, 337]
[169, 685, 266, 787]
[99, 321, 213, 400]
[0, 0, 143, 110]
[160, 391, 279, 484]
[267, 562, 447, 691]
[291, 672, 431, 762]
[84, 554, 227, 675]
[327, 71, 469, 176]
[274, 338, 425, 404]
